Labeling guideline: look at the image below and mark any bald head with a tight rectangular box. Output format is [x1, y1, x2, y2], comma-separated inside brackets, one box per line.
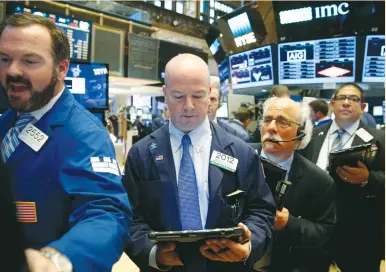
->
[162, 53, 211, 133]
[164, 54, 210, 89]
[264, 97, 301, 123]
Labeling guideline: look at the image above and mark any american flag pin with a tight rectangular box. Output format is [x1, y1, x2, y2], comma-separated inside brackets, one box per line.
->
[156, 155, 163, 161]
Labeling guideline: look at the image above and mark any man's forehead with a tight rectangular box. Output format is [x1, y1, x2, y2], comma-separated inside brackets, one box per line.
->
[337, 86, 361, 95]
[266, 105, 293, 117]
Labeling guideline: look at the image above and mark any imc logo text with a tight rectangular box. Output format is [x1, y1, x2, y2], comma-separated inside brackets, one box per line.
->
[279, 2, 349, 25]
[287, 50, 306, 61]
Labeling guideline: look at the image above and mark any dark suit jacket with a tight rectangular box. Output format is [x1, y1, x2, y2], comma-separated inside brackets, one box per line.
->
[123, 122, 276, 272]
[255, 146, 336, 272]
[303, 122, 385, 259]
[0, 159, 26, 271]
[217, 118, 251, 142]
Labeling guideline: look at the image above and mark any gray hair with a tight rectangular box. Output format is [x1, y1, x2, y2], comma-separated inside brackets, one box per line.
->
[261, 97, 313, 150]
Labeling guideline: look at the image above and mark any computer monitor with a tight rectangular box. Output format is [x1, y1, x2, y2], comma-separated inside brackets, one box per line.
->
[65, 61, 109, 110]
[13, 5, 91, 60]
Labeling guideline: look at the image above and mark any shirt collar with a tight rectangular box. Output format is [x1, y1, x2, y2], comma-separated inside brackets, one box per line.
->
[23, 87, 65, 121]
[169, 117, 211, 154]
[318, 116, 330, 123]
[261, 149, 294, 176]
[329, 119, 360, 136]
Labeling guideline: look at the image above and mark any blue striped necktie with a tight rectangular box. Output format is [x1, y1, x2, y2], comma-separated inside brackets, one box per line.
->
[178, 135, 202, 230]
[1, 114, 35, 162]
[331, 129, 345, 152]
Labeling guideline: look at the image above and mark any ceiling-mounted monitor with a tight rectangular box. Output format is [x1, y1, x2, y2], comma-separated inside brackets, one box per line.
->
[13, 5, 91, 61]
[229, 45, 274, 89]
[278, 36, 356, 85]
[65, 61, 108, 110]
[205, 22, 227, 64]
[218, 3, 267, 53]
[362, 35, 385, 83]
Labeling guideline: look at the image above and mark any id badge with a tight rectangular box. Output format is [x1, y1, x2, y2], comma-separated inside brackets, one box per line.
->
[19, 123, 49, 152]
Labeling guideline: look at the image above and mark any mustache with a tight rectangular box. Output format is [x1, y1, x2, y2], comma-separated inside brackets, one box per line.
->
[6, 75, 32, 89]
[262, 133, 283, 142]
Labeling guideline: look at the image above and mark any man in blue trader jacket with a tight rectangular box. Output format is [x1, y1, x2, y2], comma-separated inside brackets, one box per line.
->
[123, 53, 275, 272]
[0, 14, 132, 271]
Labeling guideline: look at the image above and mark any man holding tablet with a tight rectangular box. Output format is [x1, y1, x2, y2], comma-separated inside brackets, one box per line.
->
[123, 54, 275, 272]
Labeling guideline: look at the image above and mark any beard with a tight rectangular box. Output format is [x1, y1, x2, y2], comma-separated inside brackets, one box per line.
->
[2, 70, 58, 113]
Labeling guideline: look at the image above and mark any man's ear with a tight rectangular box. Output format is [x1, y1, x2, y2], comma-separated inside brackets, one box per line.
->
[57, 59, 69, 81]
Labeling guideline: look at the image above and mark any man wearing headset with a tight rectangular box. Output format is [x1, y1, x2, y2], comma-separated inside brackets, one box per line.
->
[253, 97, 336, 272]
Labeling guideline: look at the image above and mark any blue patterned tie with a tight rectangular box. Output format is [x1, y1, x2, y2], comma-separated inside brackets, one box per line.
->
[331, 129, 345, 152]
[1, 114, 35, 162]
[178, 135, 202, 230]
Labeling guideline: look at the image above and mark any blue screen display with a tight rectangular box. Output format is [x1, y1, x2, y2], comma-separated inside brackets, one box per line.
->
[65, 62, 108, 109]
[14, 6, 91, 60]
[229, 45, 274, 89]
[278, 36, 356, 84]
[210, 38, 221, 55]
[227, 12, 253, 38]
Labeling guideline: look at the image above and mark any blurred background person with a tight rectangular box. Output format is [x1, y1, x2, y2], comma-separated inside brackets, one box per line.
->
[152, 105, 170, 131]
[228, 107, 252, 142]
[309, 100, 332, 127]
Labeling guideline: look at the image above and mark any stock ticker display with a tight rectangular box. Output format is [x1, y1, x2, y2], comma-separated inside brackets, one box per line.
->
[14, 6, 91, 60]
[278, 36, 356, 84]
[229, 45, 274, 89]
[362, 35, 385, 83]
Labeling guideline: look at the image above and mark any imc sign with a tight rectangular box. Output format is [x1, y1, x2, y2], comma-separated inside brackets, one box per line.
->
[279, 2, 350, 25]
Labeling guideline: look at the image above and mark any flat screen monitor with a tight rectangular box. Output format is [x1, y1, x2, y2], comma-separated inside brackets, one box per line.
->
[278, 36, 356, 84]
[362, 35, 385, 83]
[65, 61, 108, 110]
[13, 5, 91, 60]
[132, 95, 152, 108]
[373, 106, 383, 116]
[218, 3, 267, 53]
[229, 45, 274, 89]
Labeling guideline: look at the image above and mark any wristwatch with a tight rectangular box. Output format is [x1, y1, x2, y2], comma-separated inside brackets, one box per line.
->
[40, 248, 73, 272]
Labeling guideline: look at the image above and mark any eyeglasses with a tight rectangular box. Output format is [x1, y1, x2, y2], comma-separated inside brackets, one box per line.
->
[262, 116, 300, 128]
[334, 95, 361, 103]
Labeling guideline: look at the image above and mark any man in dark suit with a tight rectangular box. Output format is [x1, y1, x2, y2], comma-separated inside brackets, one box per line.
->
[253, 97, 336, 272]
[123, 53, 275, 272]
[303, 83, 385, 272]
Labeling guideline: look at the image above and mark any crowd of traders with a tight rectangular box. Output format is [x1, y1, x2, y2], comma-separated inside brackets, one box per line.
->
[0, 13, 384, 272]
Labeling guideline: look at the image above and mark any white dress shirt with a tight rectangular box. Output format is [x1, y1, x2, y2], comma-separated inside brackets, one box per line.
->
[149, 117, 213, 270]
[316, 120, 360, 171]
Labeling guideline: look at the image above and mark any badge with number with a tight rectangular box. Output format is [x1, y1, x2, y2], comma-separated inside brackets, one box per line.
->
[19, 123, 49, 152]
[210, 150, 238, 172]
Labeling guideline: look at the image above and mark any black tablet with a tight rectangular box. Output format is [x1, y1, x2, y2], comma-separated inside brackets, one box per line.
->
[328, 143, 375, 172]
[148, 227, 244, 243]
[261, 156, 288, 194]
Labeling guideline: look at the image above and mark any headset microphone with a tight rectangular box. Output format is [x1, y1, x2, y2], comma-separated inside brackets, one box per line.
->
[270, 131, 306, 143]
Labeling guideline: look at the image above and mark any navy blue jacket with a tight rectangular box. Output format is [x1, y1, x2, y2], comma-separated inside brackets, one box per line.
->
[123, 122, 275, 272]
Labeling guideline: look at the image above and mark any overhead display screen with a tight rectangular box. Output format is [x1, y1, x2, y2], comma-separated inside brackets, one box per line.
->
[14, 6, 91, 60]
[65, 62, 108, 110]
[218, 58, 230, 93]
[229, 45, 274, 89]
[362, 35, 385, 83]
[278, 36, 356, 84]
